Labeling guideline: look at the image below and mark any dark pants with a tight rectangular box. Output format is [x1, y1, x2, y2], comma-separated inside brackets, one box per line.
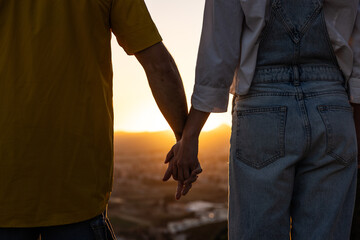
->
[0, 211, 116, 240]
[351, 173, 360, 240]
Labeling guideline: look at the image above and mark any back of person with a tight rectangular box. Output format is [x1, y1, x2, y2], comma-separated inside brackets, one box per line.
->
[172, 0, 360, 239]
[0, 0, 161, 228]
[230, 0, 357, 239]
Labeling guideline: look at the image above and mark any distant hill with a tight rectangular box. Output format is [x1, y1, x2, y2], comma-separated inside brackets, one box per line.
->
[114, 124, 231, 157]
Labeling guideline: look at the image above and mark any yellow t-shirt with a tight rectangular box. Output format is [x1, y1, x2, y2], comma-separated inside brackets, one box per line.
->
[0, 0, 162, 227]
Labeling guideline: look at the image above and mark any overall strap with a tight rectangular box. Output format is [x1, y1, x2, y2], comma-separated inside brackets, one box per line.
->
[254, 0, 342, 84]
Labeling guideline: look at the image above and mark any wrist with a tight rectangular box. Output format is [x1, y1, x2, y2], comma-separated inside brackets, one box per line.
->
[181, 128, 200, 142]
[175, 132, 182, 142]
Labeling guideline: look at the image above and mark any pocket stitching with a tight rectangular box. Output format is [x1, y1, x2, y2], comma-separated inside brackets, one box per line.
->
[317, 105, 356, 166]
[236, 106, 287, 169]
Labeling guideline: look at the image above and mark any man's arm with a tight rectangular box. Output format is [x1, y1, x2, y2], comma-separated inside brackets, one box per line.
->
[134, 42, 188, 141]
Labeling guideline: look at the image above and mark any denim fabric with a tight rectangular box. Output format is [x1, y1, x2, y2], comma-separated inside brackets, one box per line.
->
[229, 0, 358, 239]
[351, 173, 360, 239]
[256, 0, 338, 69]
[89, 211, 117, 240]
[0, 211, 116, 240]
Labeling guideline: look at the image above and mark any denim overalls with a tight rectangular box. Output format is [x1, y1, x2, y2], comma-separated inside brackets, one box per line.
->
[229, 0, 358, 239]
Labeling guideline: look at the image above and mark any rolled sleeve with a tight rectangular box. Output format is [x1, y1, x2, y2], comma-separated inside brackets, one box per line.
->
[349, 3, 360, 103]
[192, 85, 230, 112]
[110, 0, 162, 55]
[191, 0, 244, 113]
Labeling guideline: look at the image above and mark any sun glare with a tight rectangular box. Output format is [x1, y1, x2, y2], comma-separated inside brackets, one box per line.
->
[202, 120, 226, 132]
[114, 107, 171, 133]
[114, 107, 231, 133]
[111, 0, 232, 133]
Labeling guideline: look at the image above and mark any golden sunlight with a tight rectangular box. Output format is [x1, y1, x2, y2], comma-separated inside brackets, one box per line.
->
[111, 0, 232, 133]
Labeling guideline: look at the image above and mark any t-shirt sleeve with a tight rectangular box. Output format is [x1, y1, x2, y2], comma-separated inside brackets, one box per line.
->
[110, 0, 162, 55]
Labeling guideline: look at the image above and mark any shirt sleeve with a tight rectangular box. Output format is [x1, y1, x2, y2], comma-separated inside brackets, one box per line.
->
[349, 3, 360, 104]
[110, 0, 162, 55]
[191, 0, 244, 113]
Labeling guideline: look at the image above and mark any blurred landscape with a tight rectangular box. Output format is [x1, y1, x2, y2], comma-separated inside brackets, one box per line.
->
[108, 125, 231, 240]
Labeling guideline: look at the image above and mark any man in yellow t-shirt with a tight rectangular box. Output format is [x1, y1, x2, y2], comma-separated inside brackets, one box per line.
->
[0, 0, 188, 239]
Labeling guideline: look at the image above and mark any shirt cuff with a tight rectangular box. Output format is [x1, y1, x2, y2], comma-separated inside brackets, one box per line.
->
[349, 77, 360, 104]
[191, 84, 230, 113]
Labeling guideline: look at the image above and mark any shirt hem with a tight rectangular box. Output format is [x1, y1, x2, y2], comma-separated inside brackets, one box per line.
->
[0, 203, 107, 228]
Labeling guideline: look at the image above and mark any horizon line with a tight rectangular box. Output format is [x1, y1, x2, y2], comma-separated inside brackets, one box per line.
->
[114, 123, 231, 134]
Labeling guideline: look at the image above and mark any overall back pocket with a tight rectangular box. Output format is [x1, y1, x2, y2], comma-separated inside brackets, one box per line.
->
[236, 106, 287, 169]
[317, 105, 357, 165]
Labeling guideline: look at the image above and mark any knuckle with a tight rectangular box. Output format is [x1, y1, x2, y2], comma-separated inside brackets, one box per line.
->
[177, 161, 186, 168]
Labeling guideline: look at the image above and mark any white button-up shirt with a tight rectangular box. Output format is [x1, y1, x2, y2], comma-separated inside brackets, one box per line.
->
[192, 0, 360, 112]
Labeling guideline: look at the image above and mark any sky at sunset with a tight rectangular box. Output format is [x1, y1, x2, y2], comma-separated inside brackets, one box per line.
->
[111, 0, 232, 132]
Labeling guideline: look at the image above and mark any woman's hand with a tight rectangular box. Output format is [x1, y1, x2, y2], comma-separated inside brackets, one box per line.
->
[163, 138, 203, 199]
[162, 106, 210, 199]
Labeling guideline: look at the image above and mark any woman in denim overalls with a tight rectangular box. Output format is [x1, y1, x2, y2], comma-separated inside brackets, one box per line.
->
[228, 1, 357, 239]
[164, 0, 359, 239]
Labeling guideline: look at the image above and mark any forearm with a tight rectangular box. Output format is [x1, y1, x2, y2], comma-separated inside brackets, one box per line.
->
[135, 42, 188, 141]
[146, 63, 188, 141]
[182, 106, 210, 141]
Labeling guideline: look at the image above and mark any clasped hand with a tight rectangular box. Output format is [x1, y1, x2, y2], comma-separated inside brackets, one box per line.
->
[162, 137, 203, 200]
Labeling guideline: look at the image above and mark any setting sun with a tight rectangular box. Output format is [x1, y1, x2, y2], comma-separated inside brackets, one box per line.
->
[111, 0, 232, 133]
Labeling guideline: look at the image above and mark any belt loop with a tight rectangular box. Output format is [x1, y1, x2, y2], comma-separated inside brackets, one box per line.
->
[293, 65, 300, 86]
